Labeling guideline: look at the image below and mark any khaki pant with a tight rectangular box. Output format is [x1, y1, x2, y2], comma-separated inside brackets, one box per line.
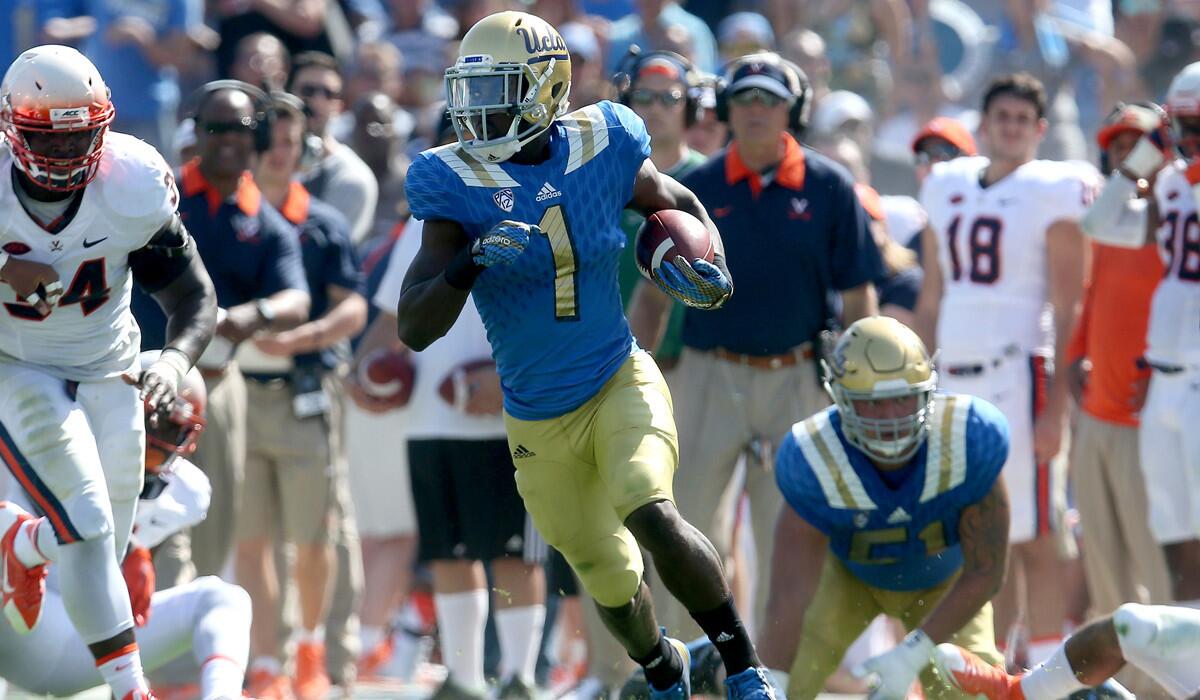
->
[1073, 412, 1172, 698]
[157, 365, 246, 582]
[655, 349, 828, 640]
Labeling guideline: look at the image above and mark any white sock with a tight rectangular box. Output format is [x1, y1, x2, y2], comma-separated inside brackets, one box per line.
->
[97, 643, 150, 698]
[200, 656, 245, 700]
[435, 589, 489, 691]
[1019, 645, 1085, 700]
[296, 625, 324, 645]
[1115, 603, 1200, 698]
[495, 604, 546, 684]
[361, 625, 385, 655]
[1026, 636, 1064, 667]
[250, 656, 282, 675]
[10, 516, 56, 567]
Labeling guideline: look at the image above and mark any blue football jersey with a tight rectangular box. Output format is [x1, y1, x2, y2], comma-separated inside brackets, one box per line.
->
[775, 394, 1009, 591]
[405, 101, 652, 420]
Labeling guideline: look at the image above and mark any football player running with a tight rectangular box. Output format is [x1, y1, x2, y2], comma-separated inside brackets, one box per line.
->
[1079, 62, 1200, 607]
[935, 604, 1200, 700]
[0, 355, 251, 700]
[399, 11, 776, 700]
[0, 46, 217, 700]
[756, 317, 1010, 700]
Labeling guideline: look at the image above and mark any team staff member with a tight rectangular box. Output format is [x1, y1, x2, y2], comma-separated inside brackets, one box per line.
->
[132, 81, 311, 584]
[234, 93, 367, 700]
[629, 51, 883, 639]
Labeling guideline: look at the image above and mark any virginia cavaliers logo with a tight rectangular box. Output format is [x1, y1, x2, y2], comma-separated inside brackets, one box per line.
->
[492, 188, 514, 212]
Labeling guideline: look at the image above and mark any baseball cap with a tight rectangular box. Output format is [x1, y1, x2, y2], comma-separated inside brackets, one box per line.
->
[726, 57, 795, 101]
[718, 12, 774, 48]
[812, 90, 873, 135]
[911, 117, 977, 156]
[1096, 102, 1165, 150]
[560, 22, 599, 63]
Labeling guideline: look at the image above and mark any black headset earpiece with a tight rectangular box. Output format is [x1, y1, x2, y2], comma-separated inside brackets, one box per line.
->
[611, 46, 703, 128]
[188, 79, 275, 154]
[714, 52, 812, 137]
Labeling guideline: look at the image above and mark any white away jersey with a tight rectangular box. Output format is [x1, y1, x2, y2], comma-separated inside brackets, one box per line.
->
[920, 156, 1097, 358]
[1149, 160, 1200, 365]
[0, 132, 177, 380]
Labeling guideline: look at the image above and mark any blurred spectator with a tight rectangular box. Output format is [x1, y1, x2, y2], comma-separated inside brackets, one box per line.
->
[1, 0, 52, 67]
[779, 29, 831, 102]
[811, 90, 875, 154]
[236, 93, 366, 700]
[214, 0, 333, 79]
[630, 53, 882, 643]
[289, 51, 380, 244]
[716, 11, 773, 64]
[794, 0, 913, 106]
[231, 31, 292, 92]
[349, 92, 411, 251]
[911, 115, 977, 186]
[342, 40, 404, 107]
[684, 74, 728, 155]
[132, 82, 311, 585]
[606, 0, 719, 72]
[854, 181, 922, 327]
[560, 21, 605, 107]
[43, 0, 208, 153]
[384, 0, 455, 109]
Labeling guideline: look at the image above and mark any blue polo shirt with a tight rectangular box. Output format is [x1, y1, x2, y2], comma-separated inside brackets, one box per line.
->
[132, 160, 309, 351]
[680, 134, 883, 355]
[277, 182, 365, 373]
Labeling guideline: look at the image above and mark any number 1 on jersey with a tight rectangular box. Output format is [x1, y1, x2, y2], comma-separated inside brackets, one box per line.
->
[537, 204, 580, 321]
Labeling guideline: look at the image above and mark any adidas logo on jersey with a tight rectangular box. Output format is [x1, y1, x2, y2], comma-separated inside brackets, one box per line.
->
[886, 507, 912, 524]
[536, 182, 562, 202]
[512, 444, 536, 459]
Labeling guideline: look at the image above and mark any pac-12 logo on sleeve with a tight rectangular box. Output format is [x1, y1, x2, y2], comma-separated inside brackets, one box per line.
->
[493, 188, 514, 212]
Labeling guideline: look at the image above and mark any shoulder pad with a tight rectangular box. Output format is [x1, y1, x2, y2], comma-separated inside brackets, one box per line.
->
[95, 133, 178, 225]
[789, 409, 878, 511]
[916, 393, 972, 503]
[427, 143, 521, 188]
[560, 102, 613, 174]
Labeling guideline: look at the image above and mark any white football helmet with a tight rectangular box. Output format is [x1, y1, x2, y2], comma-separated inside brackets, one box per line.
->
[0, 45, 115, 191]
[445, 11, 572, 163]
[1165, 61, 1200, 157]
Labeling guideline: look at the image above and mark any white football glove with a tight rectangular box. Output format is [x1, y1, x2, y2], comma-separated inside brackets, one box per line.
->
[853, 630, 935, 700]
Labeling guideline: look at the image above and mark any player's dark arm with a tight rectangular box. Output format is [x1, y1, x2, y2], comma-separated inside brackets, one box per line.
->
[395, 218, 473, 351]
[129, 214, 217, 366]
[912, 226, 943, 351]
[627, 158, 727, 259]
[757, 506, 828, 675]
[918, 479, 1010, 643]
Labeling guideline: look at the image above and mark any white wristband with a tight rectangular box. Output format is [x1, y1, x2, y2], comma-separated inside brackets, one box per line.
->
[1120, 136, 1164, 179]
[153, 348, 192, 388]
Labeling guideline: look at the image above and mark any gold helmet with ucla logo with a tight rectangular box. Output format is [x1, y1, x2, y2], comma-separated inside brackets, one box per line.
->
[445, 11, 572, 163]
[822, 317, 937, 464]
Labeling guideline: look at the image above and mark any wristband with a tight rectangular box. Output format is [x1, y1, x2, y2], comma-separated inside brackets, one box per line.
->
[443, 245, 485, 290]
[153, 348, 192, 388]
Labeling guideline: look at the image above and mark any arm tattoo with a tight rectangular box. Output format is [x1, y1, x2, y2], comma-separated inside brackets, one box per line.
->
[959, 483, 1010, 578]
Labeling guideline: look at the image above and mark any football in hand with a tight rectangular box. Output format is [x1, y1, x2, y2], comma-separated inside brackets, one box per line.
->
[357, 348, 415, 406]
[634, 209, 714, 282]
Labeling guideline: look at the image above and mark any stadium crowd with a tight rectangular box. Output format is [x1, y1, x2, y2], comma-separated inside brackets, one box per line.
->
[2, 1, 1200, 700]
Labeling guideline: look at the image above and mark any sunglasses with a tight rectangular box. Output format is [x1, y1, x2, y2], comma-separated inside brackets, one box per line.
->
[297, 84, 340, 99]
[629, 88, 685, 107]
[200, 117, 257, 135]
[914, 139, 963, 166]
[729, 88, 787, 108]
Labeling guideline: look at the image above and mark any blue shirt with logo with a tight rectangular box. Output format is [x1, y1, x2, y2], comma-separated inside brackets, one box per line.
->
[405, 100, 651, 420]
[775, 394, 1009, 591]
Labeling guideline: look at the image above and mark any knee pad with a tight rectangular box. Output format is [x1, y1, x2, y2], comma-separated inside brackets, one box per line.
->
[195, 575, 253, 618]
[564, 530, 644, 608]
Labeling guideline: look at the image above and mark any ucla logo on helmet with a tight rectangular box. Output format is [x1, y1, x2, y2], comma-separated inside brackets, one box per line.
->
[516, 26, 565, 54]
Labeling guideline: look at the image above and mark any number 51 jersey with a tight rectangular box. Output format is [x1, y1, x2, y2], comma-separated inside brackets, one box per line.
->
[0, 132, 177, 380]
[920, 156, 1097, 359]
[405, 100, 652, 421]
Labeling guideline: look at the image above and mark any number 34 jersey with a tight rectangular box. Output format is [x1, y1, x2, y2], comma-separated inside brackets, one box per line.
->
[0, 132, 177, 380]
[776, 394, 1009, 592]
[405, 100, 652, 420]
[920, 156, 1098, 358]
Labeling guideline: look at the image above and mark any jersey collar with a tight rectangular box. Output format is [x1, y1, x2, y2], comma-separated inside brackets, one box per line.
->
[725, 132, 806, 198]
[279, 181, 311, 225]
[180, 159, 262, 218]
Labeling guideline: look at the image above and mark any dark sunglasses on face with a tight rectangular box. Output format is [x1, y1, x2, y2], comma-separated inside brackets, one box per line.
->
[729, 88, 787, 108]
[297, 84, 339, 99]
[201, 116, 257, 135]
[629, 88, 685, 107]
[914, 140, 963, 166]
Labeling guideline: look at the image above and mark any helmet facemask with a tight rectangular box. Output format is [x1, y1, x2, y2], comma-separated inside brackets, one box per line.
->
[445, 56, 567, 162]
[827, 374, 937, 465]
[144, 399, 205, 474]
[3, 103, 113, 192]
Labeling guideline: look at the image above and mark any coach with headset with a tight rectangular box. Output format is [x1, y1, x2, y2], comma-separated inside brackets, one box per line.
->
[629, 51, 883, 640]
[132, 80, 311, 584]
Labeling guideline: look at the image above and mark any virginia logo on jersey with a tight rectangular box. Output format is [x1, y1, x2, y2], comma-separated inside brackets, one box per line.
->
[493, 187, 515, 212]
[536, 182, 562, 202]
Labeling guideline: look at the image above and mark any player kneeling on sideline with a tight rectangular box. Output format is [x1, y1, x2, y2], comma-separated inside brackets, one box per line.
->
[0, 353, 252, 700]
[936, 603, 1200, 700]
[750, 316, 1010, 700]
